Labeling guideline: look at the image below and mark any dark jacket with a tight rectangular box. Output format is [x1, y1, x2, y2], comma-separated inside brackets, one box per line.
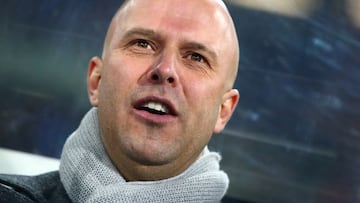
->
[0, 171, 71, 203]
[0, 172, 249, 203]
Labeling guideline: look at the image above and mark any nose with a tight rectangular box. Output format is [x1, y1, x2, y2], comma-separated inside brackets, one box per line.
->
[147, 54, 178, 87]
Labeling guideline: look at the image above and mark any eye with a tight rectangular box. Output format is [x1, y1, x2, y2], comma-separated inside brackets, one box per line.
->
[188, 53, 205, 63]
[126, 39, 156, 55]
[135, 39, 152, 49]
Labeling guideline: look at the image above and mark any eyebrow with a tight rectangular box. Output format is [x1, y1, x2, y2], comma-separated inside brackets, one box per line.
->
[121, 28, 161, 41]
[121, 27, 218, 62]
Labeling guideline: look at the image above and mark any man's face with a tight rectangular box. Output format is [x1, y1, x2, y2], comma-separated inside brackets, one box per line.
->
[88, 0, 239, 179]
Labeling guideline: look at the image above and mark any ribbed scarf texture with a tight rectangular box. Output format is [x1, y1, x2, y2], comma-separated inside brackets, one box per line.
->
[59, 108, 229, 202]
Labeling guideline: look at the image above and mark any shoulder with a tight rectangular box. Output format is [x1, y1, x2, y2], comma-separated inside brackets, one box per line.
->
[0, 171, 71, 203]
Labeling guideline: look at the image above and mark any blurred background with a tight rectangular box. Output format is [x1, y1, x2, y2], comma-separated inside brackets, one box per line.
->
[0, 0, 359, 202]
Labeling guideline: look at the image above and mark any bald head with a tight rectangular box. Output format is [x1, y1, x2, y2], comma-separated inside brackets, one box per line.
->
[102, 0, 239, 89]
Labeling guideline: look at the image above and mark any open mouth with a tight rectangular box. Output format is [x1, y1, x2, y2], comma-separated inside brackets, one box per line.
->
[137, 101, 170, 115]
[133, 97, 177, 116]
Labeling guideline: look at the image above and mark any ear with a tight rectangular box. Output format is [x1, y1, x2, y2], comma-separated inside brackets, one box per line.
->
[87, 56, 103, 107]
[213, 89, 240, 134]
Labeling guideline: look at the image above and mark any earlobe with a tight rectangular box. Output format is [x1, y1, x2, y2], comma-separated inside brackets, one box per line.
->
[213, 89, 240, 134]
[87, 57, 103, 107]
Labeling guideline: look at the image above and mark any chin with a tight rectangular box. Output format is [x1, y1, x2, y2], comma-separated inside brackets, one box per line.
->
[129, 146, 178, 166]
[132, 154, 173, 166]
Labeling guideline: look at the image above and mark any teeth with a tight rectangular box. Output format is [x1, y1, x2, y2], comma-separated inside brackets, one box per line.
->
[143, 102, 169, 114]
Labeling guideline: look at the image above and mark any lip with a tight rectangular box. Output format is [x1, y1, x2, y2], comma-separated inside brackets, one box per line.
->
[132, 96, 178, 125]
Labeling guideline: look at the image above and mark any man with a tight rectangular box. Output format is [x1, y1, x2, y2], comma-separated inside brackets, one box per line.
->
[0, 0, 239, 202]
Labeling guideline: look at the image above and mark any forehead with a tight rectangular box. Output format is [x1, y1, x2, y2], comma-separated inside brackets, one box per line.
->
[113, 0, 230, 46]
[123, 0, 223, 22]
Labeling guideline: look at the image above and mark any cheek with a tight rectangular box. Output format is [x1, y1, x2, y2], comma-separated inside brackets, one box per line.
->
[183, 80, 223, 130]
[184, 78, 222, 109]
[97, 61, 130, 117]
[101, 57, 140, 96]
[107, 58, 132, 84]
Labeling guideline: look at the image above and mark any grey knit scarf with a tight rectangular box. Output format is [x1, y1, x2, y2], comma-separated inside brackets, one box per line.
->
[59, 108, 229, 203]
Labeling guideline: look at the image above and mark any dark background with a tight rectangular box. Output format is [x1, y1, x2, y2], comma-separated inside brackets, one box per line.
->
[0, 0, 359, 202]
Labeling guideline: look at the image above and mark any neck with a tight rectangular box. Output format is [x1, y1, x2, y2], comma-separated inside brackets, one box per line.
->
[110, 149, 203, 181]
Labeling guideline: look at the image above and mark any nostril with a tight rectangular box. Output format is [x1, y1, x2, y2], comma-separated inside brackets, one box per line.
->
[167, 77, 174, 83]
[151, 74, 160, 81]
